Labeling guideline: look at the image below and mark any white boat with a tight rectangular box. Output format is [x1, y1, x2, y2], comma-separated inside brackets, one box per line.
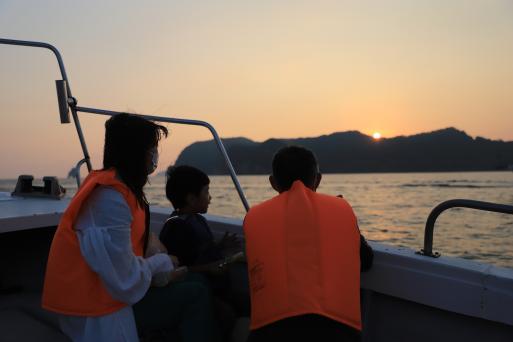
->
[1, 38, 512, 341]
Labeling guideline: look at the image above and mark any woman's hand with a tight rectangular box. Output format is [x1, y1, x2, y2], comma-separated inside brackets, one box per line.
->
[168, 266, 188, 283]
[151, 265, 188, 287]
[169, 254, 180, 268]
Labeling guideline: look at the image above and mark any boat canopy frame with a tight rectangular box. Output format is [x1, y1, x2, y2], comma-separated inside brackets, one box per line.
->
[0, 38, 250, 212]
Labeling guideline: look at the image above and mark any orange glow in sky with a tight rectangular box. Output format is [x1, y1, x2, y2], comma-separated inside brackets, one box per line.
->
[0, 1, 512, 177]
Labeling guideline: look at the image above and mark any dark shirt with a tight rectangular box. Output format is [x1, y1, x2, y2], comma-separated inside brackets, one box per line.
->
[160, 211, 373, 272]
[159, 211, 223, 266]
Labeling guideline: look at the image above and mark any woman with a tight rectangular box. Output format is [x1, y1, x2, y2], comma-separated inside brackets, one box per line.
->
[42, 113, 214, 341]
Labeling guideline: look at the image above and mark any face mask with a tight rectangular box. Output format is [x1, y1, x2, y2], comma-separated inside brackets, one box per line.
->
[147, 148, 159, 174]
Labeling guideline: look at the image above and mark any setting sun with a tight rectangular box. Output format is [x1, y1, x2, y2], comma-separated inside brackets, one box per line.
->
[373, 132, 382, 140]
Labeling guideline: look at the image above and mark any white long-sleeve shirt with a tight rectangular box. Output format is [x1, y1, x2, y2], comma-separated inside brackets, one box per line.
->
[57, 186, 173, 342]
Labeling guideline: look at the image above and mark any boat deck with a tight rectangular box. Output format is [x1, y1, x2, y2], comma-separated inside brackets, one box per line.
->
[0, 193, 70, 233]
[1, 193, 512, 341]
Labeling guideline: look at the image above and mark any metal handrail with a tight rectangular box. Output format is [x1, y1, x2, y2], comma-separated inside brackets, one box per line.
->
[0, 38, 92, 172]
[76, 106, 250, 211]
[1, 38, 250, 212]
[418, 199, 513, 257]
[71, 158, 89, 188]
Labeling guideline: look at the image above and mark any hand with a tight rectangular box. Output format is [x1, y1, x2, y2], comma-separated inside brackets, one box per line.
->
[227, 251, 245, 263]
[145, 232, 168, 258]
[168, 266, 188, 283]
[169, 254, 180, 268]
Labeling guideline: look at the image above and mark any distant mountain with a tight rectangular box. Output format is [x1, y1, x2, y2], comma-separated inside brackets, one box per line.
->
[174, 128, 513, 174]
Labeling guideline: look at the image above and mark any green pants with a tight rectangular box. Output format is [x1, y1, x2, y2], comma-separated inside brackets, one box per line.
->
[133, 274, 216, 342]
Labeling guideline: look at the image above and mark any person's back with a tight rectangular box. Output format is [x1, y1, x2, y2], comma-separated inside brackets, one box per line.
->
[243, 145, 373, 342]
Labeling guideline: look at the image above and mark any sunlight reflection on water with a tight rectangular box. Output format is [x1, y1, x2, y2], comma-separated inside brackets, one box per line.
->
[2, 171, 511, 268]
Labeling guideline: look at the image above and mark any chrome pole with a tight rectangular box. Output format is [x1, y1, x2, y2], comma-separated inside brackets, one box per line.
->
[76, 106, 250, 212]
[0, 38, 92, 172]
[1, 38, 250, 211]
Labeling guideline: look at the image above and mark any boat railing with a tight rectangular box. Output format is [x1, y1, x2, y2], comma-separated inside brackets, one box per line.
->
[418, 199, 513, 257]
[70, 158, 89, 188]
[0, 38, 93, 172]
[75, 106, 250, 211]
[0, 38, 250, 212]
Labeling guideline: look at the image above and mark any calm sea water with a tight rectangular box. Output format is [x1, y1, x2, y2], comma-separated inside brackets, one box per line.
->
[2, 172, 512, 269]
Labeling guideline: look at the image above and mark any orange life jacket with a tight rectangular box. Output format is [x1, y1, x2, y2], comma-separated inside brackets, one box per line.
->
[42, 169, 146, 316]
[243, 180, 361, 331]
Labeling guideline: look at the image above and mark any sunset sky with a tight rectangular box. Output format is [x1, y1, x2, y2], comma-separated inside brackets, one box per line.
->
[1, 1, 512, 178]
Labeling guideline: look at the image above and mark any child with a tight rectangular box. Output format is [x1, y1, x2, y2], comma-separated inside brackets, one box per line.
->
[243, 146, 373, 342]
[159, 165, 246, 340]
[159, 165, 243, 272]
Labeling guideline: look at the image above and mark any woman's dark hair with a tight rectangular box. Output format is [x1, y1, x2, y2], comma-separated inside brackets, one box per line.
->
[272, 145, 318, 191]
[165, 165, 210, 209]
[103, 113, 168, 207]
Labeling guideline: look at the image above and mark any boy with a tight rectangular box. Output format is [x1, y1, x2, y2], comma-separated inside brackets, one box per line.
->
[159, 165, 243, 271]
[159, 165, 247, 339]
[243, 146, 373, 342]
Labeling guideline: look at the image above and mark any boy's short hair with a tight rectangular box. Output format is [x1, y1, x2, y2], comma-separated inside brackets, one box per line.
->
[166, 165, 210, 209]
[272, 145, 318, 191]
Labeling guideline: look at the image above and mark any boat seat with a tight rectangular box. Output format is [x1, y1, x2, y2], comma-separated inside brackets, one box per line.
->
[0, 309, 69, 342]
[0, 291, 69, 341]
